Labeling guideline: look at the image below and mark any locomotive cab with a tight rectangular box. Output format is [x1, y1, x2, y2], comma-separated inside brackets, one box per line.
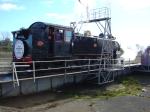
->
[29, 22, 73, 60]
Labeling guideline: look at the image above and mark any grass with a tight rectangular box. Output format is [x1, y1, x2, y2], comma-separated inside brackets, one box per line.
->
[0, 51, 12, 59]
[121, 77, 142, 95]
[59, 76, 142, 100]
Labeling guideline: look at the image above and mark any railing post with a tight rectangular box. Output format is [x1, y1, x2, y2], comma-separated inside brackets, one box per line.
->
[13, 62, 19, 86]
[129, 58, 131, 71]
[104, 58, 106, 70]
[123, 59, 125, 69]
[98, 58, 102, 84]
[88, 59, 90, 74]
[64, 60, 67, 84]
[33, 61, 36, 82]
[112, 59, 115, 69]
[12, 62, 15, 87]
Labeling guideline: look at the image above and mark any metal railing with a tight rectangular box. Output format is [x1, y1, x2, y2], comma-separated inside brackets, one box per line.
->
[89, 7, 110, 21]
[11, 58, 126, 86]
[0, 58, 140, 86]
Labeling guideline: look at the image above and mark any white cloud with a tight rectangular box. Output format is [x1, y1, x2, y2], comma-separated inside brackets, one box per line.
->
[115, 26, 150, 47]
[114, 26, 150, 60]
[113, 0, 150, 10]
[46, 13, 73, 25]
[61, 0, 73, 5]
[42, 0, 53, 5]
[46, 13, 71, 20]
[0, 3, 24, 11]
[1, 0, 14, 2]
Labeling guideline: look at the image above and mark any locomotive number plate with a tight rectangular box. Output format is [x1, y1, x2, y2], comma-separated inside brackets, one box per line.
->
[14, 40, 24, 59]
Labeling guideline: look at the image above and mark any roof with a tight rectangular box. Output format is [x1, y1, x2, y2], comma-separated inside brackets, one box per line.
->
[29, 22, 72, 30]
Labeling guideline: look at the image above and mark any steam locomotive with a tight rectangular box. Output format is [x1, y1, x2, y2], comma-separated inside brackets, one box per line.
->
[12, 22, 120, 63]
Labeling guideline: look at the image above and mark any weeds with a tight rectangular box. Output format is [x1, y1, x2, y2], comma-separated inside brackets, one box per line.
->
[61, 76, 142, 99]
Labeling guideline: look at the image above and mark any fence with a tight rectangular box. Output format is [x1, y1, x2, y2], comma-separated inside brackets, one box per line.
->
[0, 58, 141, 86]
[12, 58, 126, 86]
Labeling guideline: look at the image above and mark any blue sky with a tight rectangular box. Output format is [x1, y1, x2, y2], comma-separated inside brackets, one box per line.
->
[0, 0, 150, 59]
[0, 0, 75, 31]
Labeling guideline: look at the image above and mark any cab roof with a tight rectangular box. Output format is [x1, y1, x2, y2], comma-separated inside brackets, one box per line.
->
[29, 22, 73, 30]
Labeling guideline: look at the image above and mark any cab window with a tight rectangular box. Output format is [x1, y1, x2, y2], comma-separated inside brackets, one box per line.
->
[65, 30, 72, 42]
[55, 29, 64, 41]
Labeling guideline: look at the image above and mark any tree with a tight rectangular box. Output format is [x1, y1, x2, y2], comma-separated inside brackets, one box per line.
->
[84, 30, 91, 36]
[0, 32, 10, 40]
[119, 47, 124, 56]
[0, 32, 12, 52]
[134, 44, 144, 63]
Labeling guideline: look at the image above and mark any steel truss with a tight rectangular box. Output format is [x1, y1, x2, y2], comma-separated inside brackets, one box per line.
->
[70, 7, 118, 84]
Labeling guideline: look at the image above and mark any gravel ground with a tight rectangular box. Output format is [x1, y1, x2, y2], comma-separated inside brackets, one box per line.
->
[0, 74, 150, 112]
[23, 96, 150, 112]
[93, 96, 150, 112]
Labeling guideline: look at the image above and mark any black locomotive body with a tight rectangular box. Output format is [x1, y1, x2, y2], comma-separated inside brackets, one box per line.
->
[12, 22, 120, 62]
[73, 35, 119, 57]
